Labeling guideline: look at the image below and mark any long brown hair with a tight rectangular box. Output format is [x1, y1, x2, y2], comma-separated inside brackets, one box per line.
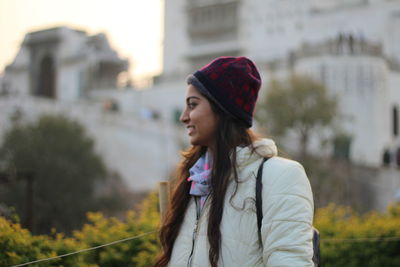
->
[154, 93, 257, 267]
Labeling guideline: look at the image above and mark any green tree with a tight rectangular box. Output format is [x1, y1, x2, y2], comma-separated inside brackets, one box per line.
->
[257, 75, 337, 158]
[0, 115, 109, 234]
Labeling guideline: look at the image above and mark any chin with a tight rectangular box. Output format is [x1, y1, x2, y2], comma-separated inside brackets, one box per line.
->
[189, 137, 203, 147]
[190, 139, 200, 146]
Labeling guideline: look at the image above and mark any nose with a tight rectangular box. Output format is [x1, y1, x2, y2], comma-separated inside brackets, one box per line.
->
[180, 109, 189, 124]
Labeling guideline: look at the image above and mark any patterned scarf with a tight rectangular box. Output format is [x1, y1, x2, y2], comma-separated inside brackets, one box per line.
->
[187, 151, 212, 209]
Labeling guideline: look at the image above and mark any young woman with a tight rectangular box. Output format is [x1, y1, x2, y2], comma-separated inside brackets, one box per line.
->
[155, 57, 314, 267]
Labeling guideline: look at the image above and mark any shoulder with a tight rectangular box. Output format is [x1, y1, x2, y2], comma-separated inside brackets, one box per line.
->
[261, 157, 312, 198]
[264, 156, 303, 169]
[263, 157, 305, 177]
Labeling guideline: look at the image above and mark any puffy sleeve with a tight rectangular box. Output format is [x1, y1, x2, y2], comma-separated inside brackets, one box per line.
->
[261, 157, 314, 267]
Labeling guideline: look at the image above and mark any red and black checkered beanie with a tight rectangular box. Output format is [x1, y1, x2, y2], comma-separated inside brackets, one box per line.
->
[187, 56, 261, 128]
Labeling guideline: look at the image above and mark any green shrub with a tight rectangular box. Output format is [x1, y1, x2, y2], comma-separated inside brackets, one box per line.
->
[0, 216, 88, 266]
[73, 192, 160, 267]
[0, 192, 160, 267]
[4, 194, 399, 266]
[315, 204, 400, 267]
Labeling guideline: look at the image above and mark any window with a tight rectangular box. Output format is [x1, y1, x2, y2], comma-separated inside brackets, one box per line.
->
[333, 134, 352, 160]
[393, 105, 399, 137]
[187, 1, 239, 43]
[36, 54, 56, 99]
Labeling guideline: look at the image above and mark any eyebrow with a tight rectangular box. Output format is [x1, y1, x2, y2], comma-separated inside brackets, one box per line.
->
[186, 96, 201, 103]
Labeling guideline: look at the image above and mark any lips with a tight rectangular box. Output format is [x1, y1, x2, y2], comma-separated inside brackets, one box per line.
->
[187, 125, 195, 135]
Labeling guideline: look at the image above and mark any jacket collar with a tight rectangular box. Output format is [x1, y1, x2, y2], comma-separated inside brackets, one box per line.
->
[236, 138, 278, 168]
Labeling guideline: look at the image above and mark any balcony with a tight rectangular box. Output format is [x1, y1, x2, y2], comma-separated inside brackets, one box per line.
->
[187, 1, 239, 45]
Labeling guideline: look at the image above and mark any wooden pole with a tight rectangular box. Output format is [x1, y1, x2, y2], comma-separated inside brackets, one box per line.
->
[25, 173, 34, 232]
[159, 181, 169, 222]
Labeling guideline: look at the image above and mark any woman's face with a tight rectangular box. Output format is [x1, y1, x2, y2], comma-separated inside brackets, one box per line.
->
[180, 84, 219, 148]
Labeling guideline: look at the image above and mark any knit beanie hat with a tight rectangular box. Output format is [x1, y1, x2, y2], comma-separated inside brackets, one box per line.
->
[187, 56, 261, 128]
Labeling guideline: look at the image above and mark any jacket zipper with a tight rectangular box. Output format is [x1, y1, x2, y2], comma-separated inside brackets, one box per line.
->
[187, 196, 207, 267]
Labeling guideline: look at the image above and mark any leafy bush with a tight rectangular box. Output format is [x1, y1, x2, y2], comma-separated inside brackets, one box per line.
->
[73, 192, 160, 267]
[0, 216, 88, 266]
[315, 204, 400, 267]
[2, 194, 400, 266]
[0, 192, 160, 267]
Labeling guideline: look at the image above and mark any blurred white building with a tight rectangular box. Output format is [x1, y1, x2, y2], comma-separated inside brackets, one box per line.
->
[2, 27, 128, 100]
[159, 0, 400, 168]
[1, 0, 400, 196]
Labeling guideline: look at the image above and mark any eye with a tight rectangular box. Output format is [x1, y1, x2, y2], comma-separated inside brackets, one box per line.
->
[187, 102, 197, 109]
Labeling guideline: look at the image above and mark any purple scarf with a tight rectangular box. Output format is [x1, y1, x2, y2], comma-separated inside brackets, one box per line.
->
[187, 151, 212, 209]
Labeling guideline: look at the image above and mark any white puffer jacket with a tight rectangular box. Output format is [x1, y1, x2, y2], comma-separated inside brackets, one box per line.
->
[169, 139, 314, 267]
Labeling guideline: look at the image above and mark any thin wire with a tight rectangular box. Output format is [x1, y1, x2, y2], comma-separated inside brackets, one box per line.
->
[10, 230, 158, 267]
[322, 236, 400, 243]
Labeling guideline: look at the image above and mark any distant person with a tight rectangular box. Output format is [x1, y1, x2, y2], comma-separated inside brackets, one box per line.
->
[154, 57, 315, 266]
[382, 148, 391, 166]
[337, 32, 345, 53]
[348, 34, 355, 54]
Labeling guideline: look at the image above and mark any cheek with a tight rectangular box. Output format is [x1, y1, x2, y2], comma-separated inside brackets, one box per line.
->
[190, 104, 218, 133]
[205, 113, 218, 134]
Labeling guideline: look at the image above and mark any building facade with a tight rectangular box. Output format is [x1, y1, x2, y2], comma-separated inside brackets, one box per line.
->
[160, 0, 400, 167]
[2, 27, 128, 101]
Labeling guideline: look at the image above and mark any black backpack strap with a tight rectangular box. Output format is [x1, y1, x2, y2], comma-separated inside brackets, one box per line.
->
[256, 157, 268, 241]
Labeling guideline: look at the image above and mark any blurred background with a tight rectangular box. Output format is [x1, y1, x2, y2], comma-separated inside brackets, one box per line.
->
[1, 0, 400, 265]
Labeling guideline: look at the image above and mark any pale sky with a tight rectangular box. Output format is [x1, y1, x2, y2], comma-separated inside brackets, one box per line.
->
[0, 0, 164, 81]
